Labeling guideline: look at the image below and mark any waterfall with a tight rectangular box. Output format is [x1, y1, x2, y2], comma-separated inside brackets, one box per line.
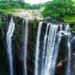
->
[6, 17, 73, 75]
[41, 23, 50, 75]
[43, 24, 58, 75]
[49, 24, 63, 75]
[23, 18, 29, 75]
[34, 22, 63, 75]
[34, 22, 43, 75]
[65, 25, 72, 75]
[6, 17, 15, 75]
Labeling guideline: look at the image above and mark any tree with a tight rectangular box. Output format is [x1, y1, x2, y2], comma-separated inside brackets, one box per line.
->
[42, 0, 74, 20]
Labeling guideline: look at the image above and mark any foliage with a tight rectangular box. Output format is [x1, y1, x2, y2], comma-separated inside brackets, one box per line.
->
[0, 1, 45, 11]
[42, 0, 75, 22]
[30, 4, 44, 9]
[63, 15, 75, 23]
[0, 1, 31, 11]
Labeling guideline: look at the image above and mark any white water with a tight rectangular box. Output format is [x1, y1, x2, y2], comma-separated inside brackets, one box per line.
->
[6, 17, 15, 75]
[65, 25, 72, 75]
[55, 24, 72, 75]
[23, 18, 29, 75]
[34, 23, 66, 75]
[34, 22, 43, 75]
[49, 24, 63, 75]
[43, 24, 58, 75]
[41, 23, 50, 75]
[71, 37, 75, 42]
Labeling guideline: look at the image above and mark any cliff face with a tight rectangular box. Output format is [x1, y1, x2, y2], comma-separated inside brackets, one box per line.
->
[11, 10, 43, 20]
[0, 12, 75, 75]
[0, 12, 39, 75]
[0, 12, 8, 75]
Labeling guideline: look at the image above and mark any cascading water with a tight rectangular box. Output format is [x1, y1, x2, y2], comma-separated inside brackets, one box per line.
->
[34, 22, 73, 75]
[43, 24, 58, 75]
[34, 22, 64, 75]
[65, 25, 72, 75]
[34, 22, 43, 75]
[6, 17, 15, 75]
[22, 18, 29, 75]
[41, 23, 50, 75]
[6, 16, 73, 75]
[49, 24, 64, 75]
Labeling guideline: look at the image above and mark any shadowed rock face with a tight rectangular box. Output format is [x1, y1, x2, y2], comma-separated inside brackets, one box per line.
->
[55, 36, 68, 75]
[0, 14, 9, 75]
[12, 16, 39, 75]
[43, 17, 64, 25]
[71, 38, 75, 75]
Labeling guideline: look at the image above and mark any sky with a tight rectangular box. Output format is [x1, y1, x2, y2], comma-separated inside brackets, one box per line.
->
[25, 0, 51, 4]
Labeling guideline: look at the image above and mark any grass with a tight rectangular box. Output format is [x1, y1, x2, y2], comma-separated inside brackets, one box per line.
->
[63, 15, 75, 23]
[0, 1, 30, 14]
[0, 8, 26, 15]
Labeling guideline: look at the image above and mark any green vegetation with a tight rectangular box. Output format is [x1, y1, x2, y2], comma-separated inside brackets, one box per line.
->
[42, 0, 75, 23]
[0, 0, 75, 26]
[0, 1, 44, 11]
[63, 16, 75, 23]
[0, 1, 32, 14]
